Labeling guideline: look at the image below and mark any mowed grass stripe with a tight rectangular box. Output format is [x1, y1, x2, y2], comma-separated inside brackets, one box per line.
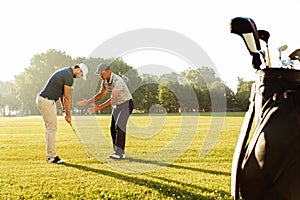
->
[0, 113, 244, 199]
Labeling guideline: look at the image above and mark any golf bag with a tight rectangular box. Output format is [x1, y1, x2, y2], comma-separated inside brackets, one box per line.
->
[230, 17, 300, 200]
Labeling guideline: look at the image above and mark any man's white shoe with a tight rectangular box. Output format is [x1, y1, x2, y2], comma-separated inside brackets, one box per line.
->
[108, 153, 125, 160]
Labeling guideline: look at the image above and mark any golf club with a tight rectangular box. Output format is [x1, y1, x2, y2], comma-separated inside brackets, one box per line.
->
[282, 48, 300, 69]
[258, 50, 267, 65]
[68, 122, 94, 160]
[288, 49, 300, 61]
[230, 17, 262, 70]
[258, 30, 271, 67]
[278, 45, 288, 62]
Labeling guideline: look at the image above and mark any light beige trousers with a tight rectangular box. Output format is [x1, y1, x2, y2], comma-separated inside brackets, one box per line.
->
[36, 95, 57, 159]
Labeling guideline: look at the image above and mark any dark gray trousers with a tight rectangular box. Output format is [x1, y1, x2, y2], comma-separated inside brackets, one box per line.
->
[110, 99, 133, 155]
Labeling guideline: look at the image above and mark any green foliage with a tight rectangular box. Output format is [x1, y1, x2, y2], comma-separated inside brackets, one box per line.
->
[1, 49, 250, 115]
[236, 77, 254, 111]
[224, 85, 237, 109]
[0, 114, 244, 199]
[158, 84, 180, 113]
[0, 81, 21, 115]
[14, 49, 74, 114]
[157, 73, 181, 113]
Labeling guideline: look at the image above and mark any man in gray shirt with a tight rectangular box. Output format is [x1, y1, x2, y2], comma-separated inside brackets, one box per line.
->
[36, 63, 88, 163]
[77, 63, 133, 159]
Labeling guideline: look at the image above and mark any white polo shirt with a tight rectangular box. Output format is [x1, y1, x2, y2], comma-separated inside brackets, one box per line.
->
[101, 72, 132, 105]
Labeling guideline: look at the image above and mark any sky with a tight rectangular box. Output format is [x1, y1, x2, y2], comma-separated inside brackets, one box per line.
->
[1, 0, 300, 92]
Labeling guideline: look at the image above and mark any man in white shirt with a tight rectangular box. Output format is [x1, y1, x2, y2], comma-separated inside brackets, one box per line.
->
[77, 63, 133, 159]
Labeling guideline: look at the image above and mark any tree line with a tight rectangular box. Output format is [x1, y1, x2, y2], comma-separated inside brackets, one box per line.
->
[0, 49, 254, 116]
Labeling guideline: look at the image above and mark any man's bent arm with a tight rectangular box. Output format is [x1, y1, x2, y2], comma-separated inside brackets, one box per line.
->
[63, 85, 72, 118]
[87, 86, 107, 104]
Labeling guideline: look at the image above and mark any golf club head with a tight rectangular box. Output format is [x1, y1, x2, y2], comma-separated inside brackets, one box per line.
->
[258, 30, 271, 68]
[289, 49, 300, 60]
[278, 45, 288, 61]
[230, 17, 262, 70]
[258, 50, 267, 67]
[258, 30, 270, 44]
[278, 45, 288, 52]
[230, 17, 261, 55]
[259, 50, 266, 58]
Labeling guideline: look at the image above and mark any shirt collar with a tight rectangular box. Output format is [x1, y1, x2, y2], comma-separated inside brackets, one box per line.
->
[108, 72, 114, 84]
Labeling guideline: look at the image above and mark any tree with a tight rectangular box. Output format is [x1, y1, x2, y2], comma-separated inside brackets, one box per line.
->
[190, 85, 210, 112]
[132, 74, 159, 113]
[182, 67, 226, 112]
[14, 49, 74, 114]
[10, 48, 240, 115]
[182, 66, 220, 86]
[157, 73, 181, 113]
[0, 81, 21, 115]
[224, 84, 237, 110]
[157, 84, 180, 113]
[0, 81, 5, 108]
[236, 77, 254, 111]
[208, 81, 227, 112]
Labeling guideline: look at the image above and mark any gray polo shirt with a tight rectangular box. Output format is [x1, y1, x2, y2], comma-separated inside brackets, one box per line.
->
[101, 73, 132, 105]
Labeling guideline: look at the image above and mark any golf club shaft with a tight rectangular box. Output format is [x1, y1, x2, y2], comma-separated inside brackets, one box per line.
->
[266, 44, 271, 67]
[69, 123, 94, 159]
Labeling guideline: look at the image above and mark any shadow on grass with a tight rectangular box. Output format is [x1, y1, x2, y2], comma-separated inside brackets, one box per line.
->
[126, 157, 231, 177]
[62, 162, 227, 199]
[149, 174, 230, 198]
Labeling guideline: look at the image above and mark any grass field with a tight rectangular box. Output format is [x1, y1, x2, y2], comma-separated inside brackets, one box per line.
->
[0, 113, 244, 199]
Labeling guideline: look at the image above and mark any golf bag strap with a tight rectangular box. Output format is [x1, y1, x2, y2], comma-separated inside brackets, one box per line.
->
[231, 83, 256, 200]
